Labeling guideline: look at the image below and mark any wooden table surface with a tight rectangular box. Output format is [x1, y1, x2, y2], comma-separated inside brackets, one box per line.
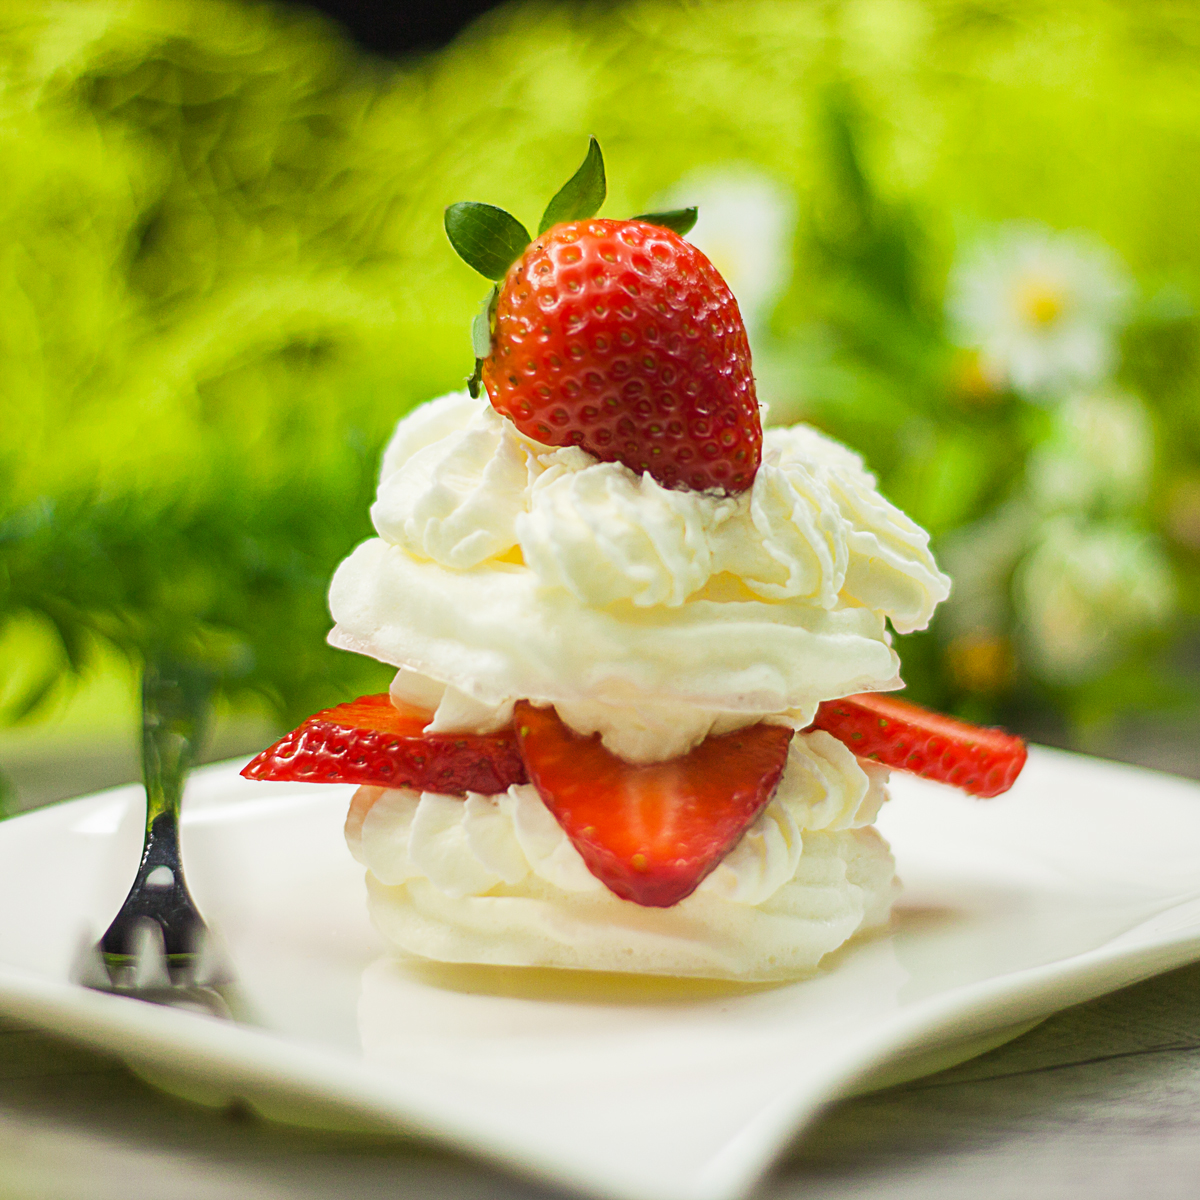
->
[3, 740, 1200, 1200]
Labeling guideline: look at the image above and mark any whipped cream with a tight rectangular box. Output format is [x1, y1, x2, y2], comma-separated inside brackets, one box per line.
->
[330, 391, 949, 762]
[346, 730, 896, 980]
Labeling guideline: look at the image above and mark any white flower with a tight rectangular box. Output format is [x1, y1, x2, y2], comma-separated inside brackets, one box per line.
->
[656, 165, 795, 352]
[947, 224, 1132, 397]
[1026, 391, 1154, 515]
[1015, 516, 1174, 682]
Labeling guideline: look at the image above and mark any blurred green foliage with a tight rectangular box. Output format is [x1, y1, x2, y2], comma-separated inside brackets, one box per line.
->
[2, 0, 1199, 757]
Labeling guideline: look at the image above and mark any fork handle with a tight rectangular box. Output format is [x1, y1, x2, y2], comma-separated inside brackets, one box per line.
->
[142, 657, 214, 830]
[100, 658, 216, 962]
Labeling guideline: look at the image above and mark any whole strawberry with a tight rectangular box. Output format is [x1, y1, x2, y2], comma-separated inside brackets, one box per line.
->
[446, 139, 762, 493]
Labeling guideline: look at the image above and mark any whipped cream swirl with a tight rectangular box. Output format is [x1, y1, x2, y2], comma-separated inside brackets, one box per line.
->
[330, 391, 949, 760]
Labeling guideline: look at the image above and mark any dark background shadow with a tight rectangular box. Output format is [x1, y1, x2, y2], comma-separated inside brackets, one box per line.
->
[290, 0, 513, 55]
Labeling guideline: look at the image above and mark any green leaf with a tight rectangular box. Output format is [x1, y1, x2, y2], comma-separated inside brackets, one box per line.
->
[471, 286, 498, 358]
[468, 286, 498, 398]
[538, 136, 607, 234]
[630, 207, 699, 236]
[444, 203, 531, 281]
[2, 662, 61, 725]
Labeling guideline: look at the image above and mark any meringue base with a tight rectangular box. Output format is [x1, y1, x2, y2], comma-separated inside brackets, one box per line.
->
[363, 827, 897, 982]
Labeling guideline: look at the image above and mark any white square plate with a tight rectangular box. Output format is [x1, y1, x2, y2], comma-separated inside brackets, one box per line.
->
[2, 747, 1200, 1200]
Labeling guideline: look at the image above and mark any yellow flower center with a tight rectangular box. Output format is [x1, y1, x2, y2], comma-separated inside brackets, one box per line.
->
[946, 633, 1014, 694]
[952, 349, 998, 406]
[1016, 278, 1067, 328]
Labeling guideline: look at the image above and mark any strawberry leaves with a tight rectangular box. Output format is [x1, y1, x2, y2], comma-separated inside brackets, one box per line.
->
[443, 137, 700, 283]
[445, 138, 706, 403]
[467, 286, 498, 398]
[444, 203, 531, 282]
[444, 137, 607, 282]
[630, 206, 698, 236]
[538, 135, 607, 234]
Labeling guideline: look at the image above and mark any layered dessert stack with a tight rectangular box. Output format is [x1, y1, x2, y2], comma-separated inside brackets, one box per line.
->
[244, 142, 1025, 980]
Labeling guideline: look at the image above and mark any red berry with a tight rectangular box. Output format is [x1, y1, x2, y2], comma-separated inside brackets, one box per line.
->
[483, 219, 761, 493]
[241, 694, 527, 795]
[514, 702, 793, 907]
[812, 693, 1027, 798]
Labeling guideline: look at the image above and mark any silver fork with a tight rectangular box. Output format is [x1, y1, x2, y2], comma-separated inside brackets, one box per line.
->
[74, 657, 235, 1014]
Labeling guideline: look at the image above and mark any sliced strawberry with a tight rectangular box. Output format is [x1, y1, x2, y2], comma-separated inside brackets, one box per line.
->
[812, 693, 1026, 798]
[514, 702, 793, 907]
[241, 693, 527, 795]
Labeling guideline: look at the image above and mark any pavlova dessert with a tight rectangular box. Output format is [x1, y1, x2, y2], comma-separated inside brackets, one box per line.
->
[244, 141, 1026, 980]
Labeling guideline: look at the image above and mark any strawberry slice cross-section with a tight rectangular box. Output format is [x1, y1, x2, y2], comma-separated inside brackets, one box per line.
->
[241, 693, 527, 795]
[514, 701, 794, 908]
[812, 693, 1026, 798]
